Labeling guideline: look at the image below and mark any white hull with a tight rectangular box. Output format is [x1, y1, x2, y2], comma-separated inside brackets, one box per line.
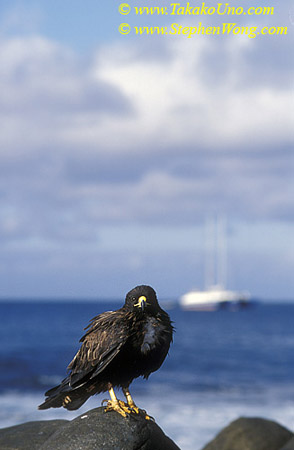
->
[180, 286, 251, 311]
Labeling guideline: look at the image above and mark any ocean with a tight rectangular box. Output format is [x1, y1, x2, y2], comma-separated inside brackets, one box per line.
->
[1, 300, 294, 450]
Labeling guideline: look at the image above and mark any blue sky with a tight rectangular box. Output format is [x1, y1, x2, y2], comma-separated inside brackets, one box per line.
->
[0, 1, 293, 300]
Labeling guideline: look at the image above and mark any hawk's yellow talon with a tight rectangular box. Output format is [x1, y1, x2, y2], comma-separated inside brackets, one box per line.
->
[144, 412, 154, 421]
[123, 387, 140, 413]
[104, 400, 128, 417]
[104, 386, 131, 417]
[104, 386, 154, 419]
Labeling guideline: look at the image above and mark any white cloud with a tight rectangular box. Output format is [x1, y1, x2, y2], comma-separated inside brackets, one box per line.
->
[0, 35, 132, 161]
[0, 31, 293, 233]
[95, 36, 293, 153]
[0, 21, 293, 297]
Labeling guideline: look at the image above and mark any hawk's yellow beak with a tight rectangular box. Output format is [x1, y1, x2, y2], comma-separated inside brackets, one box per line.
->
[134, 296, 147, 311]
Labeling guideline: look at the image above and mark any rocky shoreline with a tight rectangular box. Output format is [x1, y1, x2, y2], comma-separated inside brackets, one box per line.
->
[1, 407, 294, 450]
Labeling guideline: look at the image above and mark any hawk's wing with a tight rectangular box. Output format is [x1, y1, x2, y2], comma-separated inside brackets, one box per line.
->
[67, 309, 129, 388]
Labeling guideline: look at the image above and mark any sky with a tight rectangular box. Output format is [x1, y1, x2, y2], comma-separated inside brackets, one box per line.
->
[0, 1, 293, 300]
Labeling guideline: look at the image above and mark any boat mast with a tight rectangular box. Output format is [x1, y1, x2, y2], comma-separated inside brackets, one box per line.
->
[217, 215, 227, 289]
[205, 217, 215, 289]
[205, 215, 227, 289]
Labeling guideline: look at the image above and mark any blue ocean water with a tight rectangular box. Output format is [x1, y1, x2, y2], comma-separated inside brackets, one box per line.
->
[1, 300, 294, 449]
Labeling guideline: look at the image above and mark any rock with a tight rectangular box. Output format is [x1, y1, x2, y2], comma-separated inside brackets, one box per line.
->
[202, 417, 294, 450]
[0, 407, 180, 450]
[0, 420, 68, 450]
[280, 437, 294, 450]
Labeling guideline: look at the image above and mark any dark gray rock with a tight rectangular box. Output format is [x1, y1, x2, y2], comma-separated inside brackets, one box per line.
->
[0, 420, 68, 450]
[202, 417, 294, 450]
[40, 407, 180, 450]
[0, 407, 180, 450]
[280, 437, 294, 450]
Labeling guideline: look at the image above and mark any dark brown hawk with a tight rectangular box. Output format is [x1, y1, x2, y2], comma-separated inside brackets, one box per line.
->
[38, 285, 173, 417]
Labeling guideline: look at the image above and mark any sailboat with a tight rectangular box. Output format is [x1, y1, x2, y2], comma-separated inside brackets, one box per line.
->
[180, 217, 251, 311]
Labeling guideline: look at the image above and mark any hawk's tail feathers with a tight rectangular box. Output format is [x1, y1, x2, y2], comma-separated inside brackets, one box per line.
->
[38, 384, 92, 411]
